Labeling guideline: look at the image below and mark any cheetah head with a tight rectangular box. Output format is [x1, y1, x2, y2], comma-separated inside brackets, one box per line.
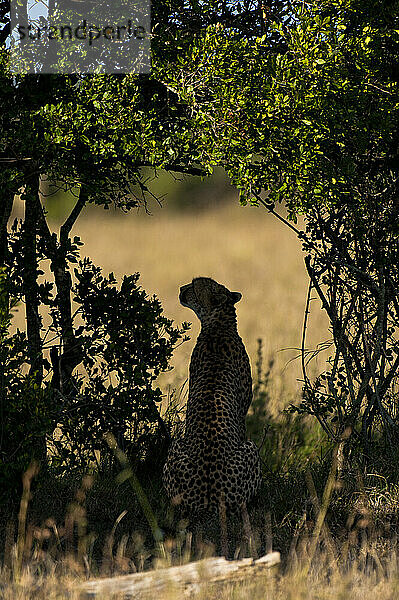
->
[179, 277, 241, 320]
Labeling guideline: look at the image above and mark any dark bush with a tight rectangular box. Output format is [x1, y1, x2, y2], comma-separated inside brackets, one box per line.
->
[48, 258, 190, 472]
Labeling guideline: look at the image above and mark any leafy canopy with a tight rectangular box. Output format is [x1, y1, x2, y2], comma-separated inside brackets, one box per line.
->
[156, 0, 399, 217]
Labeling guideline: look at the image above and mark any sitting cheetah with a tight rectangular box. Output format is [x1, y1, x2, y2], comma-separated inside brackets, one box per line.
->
[163, 277, 261, 556]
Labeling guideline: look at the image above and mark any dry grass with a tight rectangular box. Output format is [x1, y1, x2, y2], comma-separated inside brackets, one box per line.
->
[2, 553, 399, 599]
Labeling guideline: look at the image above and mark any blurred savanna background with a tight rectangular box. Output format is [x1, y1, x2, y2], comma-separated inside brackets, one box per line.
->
[11, 168, 328, 411]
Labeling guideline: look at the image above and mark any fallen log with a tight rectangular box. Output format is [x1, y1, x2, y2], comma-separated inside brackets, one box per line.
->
[78, 551, 281, 598]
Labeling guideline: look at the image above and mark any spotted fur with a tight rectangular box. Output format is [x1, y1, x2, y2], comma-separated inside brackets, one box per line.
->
[163, 277, 261, 513]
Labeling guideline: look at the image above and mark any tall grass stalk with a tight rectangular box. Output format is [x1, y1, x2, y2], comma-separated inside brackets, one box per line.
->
[303, 442, 340, 576]
[104, 433, 166, 560]
[15, 461, 39, 581]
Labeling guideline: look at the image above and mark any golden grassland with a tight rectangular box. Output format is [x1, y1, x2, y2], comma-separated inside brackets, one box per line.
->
[74, 199, 329, 404]
[10, 197, 330, 410]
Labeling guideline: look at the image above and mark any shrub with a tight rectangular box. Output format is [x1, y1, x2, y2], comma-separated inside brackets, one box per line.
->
[48, 258, 190, 472]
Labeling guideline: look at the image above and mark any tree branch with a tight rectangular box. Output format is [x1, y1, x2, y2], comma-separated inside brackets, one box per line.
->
[304, 255, 364, 379]
[60, 186, 88, 246]
[139, 162, 208, 177]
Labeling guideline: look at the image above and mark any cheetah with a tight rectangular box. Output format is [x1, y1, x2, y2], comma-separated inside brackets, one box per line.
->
[163, 277, 261, 556]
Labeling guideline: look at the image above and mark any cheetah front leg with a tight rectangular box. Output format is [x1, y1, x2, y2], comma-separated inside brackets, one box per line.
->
[219, 495, 228, 558]
[241, 503, 258, 559]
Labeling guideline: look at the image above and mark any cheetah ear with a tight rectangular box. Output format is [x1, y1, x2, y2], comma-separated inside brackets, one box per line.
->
[230, 291, 242, 304]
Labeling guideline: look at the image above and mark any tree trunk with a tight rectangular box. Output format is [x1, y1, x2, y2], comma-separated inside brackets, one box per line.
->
[22, 178, 43, 383]
[35, 187, 87, 396]
[22, 175, 47, 463]
[0, 195, 13, 267]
